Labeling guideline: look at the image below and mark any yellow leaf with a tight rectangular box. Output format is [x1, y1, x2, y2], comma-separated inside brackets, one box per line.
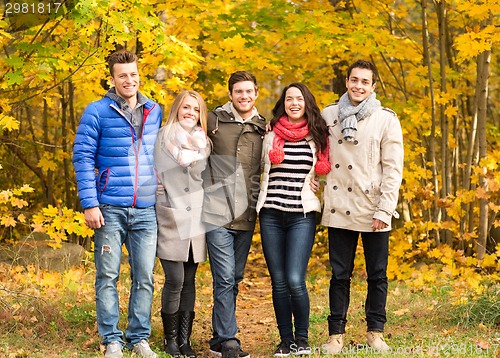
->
[0, 115, 20, 131]
[13, 185, 34, 195]
[42, 205, 59, 217]
[475, 187, 490, 199]
[37, 157, 58, 172]
[393, 308, 410, 316]
[11, 197, 28, 208]
[0, 216, 16, 227]
[219, 34, 247, 57]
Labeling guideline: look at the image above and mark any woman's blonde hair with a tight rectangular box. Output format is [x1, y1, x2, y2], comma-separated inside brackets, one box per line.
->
[164, 90, 208, 132]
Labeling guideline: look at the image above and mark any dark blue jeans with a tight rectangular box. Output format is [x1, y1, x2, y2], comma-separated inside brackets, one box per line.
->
[206, 226, 253, 348]
[259, 208, 316, 341]
[327, 227, 389, 334]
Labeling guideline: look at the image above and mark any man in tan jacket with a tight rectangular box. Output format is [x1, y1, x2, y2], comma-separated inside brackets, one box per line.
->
[321, 60, 404, 354]
[202, 71, 267, 358]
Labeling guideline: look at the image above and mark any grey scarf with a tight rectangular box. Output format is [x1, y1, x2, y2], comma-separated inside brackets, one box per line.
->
[338, 92, 381, 142]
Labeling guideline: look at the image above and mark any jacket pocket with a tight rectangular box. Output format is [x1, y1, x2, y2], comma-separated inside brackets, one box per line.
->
[202, 182, 232, 225]
[97, 168, 110, 198]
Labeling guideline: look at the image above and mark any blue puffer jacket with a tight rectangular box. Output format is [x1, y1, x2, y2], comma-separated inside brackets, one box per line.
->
[73, 96, 162, 209]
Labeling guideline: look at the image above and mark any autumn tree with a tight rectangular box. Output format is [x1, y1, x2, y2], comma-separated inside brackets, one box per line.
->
[0, 0, 499, 267]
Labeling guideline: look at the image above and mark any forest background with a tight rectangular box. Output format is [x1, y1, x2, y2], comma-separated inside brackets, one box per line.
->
[0, 0, 499, 356]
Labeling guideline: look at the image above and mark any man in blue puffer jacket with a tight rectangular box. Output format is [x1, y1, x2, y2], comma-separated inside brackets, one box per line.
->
[73, 50, 161, 358]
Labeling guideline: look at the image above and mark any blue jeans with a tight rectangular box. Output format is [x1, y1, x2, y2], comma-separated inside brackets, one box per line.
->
[327, 227, 389, 334]
[94, 205, 157, 347]
[259, 208, 316, 341]
[206, 226, 253, 348]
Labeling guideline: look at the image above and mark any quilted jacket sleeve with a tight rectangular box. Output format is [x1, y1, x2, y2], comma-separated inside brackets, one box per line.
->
[72, 103, 101, 210]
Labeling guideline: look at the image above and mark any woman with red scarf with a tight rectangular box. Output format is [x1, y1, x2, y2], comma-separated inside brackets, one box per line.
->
[256, 83, 330, 356]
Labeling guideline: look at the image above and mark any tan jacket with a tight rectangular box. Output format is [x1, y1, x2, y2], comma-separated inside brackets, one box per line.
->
[154, 126, 209, 263]
[256, 131, 321, 214]
[321, 104, 403, 232]
[202, 104, 266, 231]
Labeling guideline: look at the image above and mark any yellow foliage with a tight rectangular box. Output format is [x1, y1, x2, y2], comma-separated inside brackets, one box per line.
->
[37, 156, 58, 173]
[479, 254, 497, 268]
[0, 114, 20, 131]
[31, 205, 93, 244]
[0, 215, 16, 227]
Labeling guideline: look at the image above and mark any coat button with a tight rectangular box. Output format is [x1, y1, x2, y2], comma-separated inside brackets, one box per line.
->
[365, 189, 369, 194]
[183, 169, 187, 174]
[346, 211, 350, 215]
[333, 185, 338, 190]
[335, 164, 340, 168]
[186, 206, 191, 211]
[184, 187, 189, 192]
[348, 187, 352, 192]
[330, 209, 335, 213]
[354, 140, 359, 145]
[338, 139, 343, 144]
[348, 165, 353, 170]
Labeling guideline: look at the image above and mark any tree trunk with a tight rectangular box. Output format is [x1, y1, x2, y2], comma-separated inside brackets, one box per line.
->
[476, 42, 491, 261]
[436, 0, 452, 245]
[421, 0, 440, 245]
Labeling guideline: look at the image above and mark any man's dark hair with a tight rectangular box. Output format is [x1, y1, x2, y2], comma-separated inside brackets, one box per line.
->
[108, 50, 138, 76]
[228, 71, 258, 94]
[347, 60, 379, 84]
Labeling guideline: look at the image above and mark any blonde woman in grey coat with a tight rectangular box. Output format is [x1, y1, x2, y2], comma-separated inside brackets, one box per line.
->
[154, 90, 211, 358]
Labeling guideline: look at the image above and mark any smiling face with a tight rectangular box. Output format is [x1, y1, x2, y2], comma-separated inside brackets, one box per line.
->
[228, 80, 258, 119]
[284, 86, 306, 123]
[110, 62, 139, 106]
[177, 94, 200, 132]
[346, 67, 376, 106]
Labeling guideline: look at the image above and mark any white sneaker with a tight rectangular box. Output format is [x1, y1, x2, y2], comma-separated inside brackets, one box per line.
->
[322, 334, 343, 354]
[105, 341, 123, 358]
[132, 339, 157, 358]
[367, 331, 390, 353]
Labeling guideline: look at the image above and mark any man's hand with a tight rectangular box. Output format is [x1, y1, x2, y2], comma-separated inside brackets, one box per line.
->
[310, 175, 320, 193]
[265, 122, 272, 133]
[371, 218, 388, 231]
[84, 207, 105, 229]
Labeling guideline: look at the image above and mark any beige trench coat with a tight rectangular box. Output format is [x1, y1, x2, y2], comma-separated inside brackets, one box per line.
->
[154, 126, 209, 263]
[321, 104, 403, 232]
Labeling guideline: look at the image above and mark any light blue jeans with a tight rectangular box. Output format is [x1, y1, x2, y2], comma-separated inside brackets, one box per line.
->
[94, 204, 157, 348]
[206, 226, 253, 348]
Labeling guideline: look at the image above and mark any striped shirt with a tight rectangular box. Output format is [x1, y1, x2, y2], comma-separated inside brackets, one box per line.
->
[263, 139, 313, 212]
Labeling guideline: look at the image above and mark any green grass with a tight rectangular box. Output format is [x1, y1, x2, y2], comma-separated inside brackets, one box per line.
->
[0, 252, 499, 357]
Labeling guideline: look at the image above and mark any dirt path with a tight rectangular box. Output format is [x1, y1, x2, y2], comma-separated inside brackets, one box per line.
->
[193, 246, 280, 357]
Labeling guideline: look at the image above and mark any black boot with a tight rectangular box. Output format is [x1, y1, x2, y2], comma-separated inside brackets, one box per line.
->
[178, 311, 196, 357]
[161, 311, 181, 357]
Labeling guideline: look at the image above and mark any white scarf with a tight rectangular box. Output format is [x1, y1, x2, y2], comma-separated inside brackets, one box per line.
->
[162, 122, 208, 167]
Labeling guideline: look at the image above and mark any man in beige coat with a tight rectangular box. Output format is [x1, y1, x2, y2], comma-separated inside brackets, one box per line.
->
[321, 60, 404, 354]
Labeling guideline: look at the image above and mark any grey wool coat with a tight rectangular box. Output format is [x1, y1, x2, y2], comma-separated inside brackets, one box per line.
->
[154, 126, 210, 263]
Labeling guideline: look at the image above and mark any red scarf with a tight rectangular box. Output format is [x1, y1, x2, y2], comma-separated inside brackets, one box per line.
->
[269, 116, 331, 175]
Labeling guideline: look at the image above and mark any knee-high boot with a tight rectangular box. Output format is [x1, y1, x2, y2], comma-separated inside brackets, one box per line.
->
[161, 311, 181, 357]
[178, 311, 196, 357]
